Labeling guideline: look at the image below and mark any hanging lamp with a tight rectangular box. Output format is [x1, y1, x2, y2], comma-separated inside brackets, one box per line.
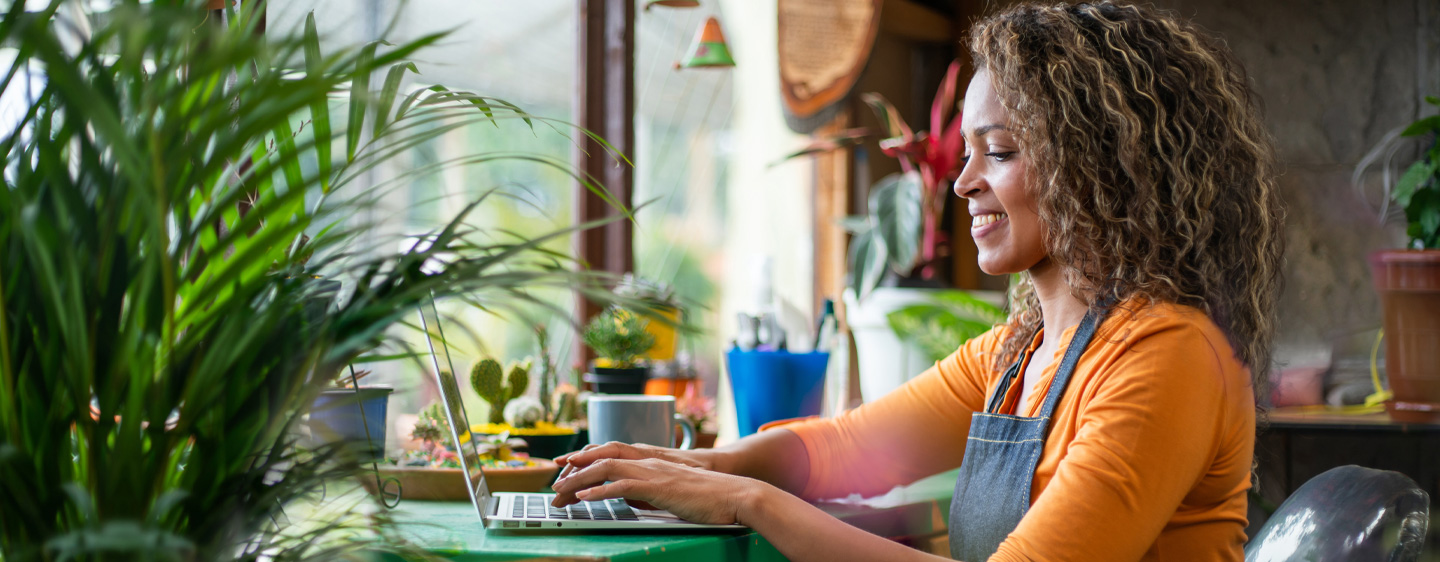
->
[677, 16, 736, 69]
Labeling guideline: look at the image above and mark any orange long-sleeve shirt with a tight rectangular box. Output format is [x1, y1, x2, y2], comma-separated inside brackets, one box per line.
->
[785, 301, 1255, 561]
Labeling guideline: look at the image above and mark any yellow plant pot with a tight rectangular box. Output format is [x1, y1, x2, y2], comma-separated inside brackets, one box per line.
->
[602, 306, 681, 363]
[641, 306, 680, 362]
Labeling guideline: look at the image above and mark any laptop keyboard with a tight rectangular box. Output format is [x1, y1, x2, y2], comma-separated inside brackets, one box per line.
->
[512, 495, 639, 521]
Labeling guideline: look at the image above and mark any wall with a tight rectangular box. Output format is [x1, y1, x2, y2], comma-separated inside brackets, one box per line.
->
[977, 0, 1440, 369]
[1163, 0, 1440, 368]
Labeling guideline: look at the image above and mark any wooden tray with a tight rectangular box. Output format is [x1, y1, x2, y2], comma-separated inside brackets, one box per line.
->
[362, 459, 559, 501]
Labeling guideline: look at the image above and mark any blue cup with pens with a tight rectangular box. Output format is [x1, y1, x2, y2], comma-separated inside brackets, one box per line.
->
[726, 349, 829, 436]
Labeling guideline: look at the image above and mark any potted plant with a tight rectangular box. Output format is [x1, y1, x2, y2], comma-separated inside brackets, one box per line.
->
[371, 404, 557, 499]
[0, 4, 625, 559]
[885, 291, 1007, 363]
[614, 273, 684, 362]
[526, 323, 583, 458]
[676, 382, 718, 449]
[1364, 95, 1440, 422]
[787, 61, 993, 401]
[471, 357, 531, 424]
[469, 327, 583, 460]
[582, 308, 657, 394]
[309, 369, 395, 461]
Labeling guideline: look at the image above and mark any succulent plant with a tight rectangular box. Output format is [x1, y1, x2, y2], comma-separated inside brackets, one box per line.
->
[582, 308, 656, 368]
[471, 358, 532, 424]
[410, 403, 448, 446]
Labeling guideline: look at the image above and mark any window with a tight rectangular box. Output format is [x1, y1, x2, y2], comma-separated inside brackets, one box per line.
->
[268, 1, 581, 431]
[632, 6, 733, 396]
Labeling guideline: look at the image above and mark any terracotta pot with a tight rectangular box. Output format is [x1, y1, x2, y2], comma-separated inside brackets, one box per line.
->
[362, 459, 559, 501]
[1369, 250, 1440, 423]
[676, 431, 718, 449]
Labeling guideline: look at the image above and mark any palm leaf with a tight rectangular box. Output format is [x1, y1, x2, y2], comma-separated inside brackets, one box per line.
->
[0, 3, 628, 561]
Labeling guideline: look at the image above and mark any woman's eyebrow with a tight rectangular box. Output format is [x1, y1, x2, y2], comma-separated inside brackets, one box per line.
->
[971, 124, 1011, 137]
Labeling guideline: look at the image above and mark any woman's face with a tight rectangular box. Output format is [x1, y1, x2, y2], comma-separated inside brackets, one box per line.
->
[954, 70, 1049, 276]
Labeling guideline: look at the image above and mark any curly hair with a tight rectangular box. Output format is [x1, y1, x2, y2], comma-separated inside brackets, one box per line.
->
[969, 2, 1285, 394]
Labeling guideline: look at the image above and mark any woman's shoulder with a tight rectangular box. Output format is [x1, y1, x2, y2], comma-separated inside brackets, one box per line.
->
[1104, 298, 1235, 354]
[1096, 298, 1252, 395]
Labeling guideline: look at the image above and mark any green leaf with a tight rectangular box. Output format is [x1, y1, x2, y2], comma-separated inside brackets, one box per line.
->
[848, 230, 889, 300]
[883, 291, 1006, 362]
[869, 172, 923, 274]
[836, 215, 870, 234]
[373, 62, 418, 138]
[1400, 115, 1440, 137]
[1420, 204, 1440, 243]
[304, 13, 332, 192]
[1393, 159, 1437, 208]
[346, 42, 377, 162]
[933, 290, 1007, 323]
[860, 92, 913, 140]
[1425, 95, 1440, 107]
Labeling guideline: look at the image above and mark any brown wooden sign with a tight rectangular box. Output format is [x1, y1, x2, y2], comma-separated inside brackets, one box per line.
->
[778, 0, 882, 132]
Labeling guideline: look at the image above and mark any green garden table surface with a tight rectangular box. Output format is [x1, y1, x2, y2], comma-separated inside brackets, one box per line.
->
[383, 469, 959, 561]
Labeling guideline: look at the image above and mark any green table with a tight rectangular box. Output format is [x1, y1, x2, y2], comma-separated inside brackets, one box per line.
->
[384, 469, 959, 561]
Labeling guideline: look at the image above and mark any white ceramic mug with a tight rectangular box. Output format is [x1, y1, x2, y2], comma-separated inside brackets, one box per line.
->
[587, 394, 695, 449]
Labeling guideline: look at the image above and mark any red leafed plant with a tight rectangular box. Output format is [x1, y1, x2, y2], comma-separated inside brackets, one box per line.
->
[785, 61, 965, 299]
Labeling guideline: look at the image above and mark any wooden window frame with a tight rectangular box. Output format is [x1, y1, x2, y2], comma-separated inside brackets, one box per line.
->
[574, 0, 636, 369]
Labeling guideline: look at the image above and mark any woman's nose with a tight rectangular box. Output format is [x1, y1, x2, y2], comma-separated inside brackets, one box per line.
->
[954, 170, 983, 199]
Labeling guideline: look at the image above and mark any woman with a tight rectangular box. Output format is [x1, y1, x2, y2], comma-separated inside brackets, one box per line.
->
[553, 2, 1283, 560]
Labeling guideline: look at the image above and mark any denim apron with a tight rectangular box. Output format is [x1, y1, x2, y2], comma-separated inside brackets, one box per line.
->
[949, 306, 1108, 561]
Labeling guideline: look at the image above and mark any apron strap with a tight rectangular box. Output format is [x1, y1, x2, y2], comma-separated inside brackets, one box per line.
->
[1035, 305, 1110, 419]
[985, 352, 1026, 414]
[984, 303, 1113, 417]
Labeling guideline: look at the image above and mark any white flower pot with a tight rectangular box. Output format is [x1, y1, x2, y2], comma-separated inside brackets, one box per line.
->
[844, 288, 939, 403]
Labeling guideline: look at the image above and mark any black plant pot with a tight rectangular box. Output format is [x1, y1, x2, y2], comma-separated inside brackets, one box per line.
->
[518, 432, 582, 461]
[583, 366, 649, 394]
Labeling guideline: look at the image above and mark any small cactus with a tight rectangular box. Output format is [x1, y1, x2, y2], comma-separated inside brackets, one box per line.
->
[535, 324, 555, 423]
[471, 358, 532, 424]
[506, 360, 530, 401]
[551, 385, 579, 424]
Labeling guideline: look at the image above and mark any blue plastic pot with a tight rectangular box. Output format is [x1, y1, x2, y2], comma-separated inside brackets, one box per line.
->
[309, 386, 392, 462]
[726, 350, 829, 436]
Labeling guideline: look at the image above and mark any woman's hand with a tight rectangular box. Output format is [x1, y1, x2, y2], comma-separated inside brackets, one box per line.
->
[549, 455, 769, 526]
[554, 440, 718, 472]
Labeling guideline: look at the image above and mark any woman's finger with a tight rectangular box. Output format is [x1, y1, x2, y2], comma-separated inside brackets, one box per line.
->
[563, 441, 640, 467]
[554, 442, 606, 466]
[551, 458, 650, 506]
[575, 479, 651, 503]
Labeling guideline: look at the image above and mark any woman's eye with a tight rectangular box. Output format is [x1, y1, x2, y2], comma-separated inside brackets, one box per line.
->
[985, 151, 1016, 162]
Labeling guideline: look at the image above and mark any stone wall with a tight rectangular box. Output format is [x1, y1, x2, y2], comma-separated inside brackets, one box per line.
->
[1163, 0, 1440, 367]
[985, 0, 1440, 368]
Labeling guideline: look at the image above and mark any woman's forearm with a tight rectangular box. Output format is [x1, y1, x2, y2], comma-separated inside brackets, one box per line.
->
[739, 482, 951, 562]
[709, 428, 811, 495]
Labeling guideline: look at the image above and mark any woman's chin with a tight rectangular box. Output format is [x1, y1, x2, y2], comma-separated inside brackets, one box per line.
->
[976, 256, 1018, 277]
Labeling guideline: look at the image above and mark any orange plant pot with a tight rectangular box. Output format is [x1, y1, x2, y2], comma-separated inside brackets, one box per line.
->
[1370, 250, 1440, 423]
[644, 376, 693, 398]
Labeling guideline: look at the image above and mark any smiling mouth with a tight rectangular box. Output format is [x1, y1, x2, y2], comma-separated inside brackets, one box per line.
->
[972, 213, 1008, 228]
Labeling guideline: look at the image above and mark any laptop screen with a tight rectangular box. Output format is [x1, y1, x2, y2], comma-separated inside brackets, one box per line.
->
[416, 295, 491, 518]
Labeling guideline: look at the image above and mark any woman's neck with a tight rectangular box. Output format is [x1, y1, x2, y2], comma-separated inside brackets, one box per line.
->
[1029, 258, 1088, 344]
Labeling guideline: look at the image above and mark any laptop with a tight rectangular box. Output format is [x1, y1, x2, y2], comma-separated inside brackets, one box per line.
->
[416, 297, 745, 531]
